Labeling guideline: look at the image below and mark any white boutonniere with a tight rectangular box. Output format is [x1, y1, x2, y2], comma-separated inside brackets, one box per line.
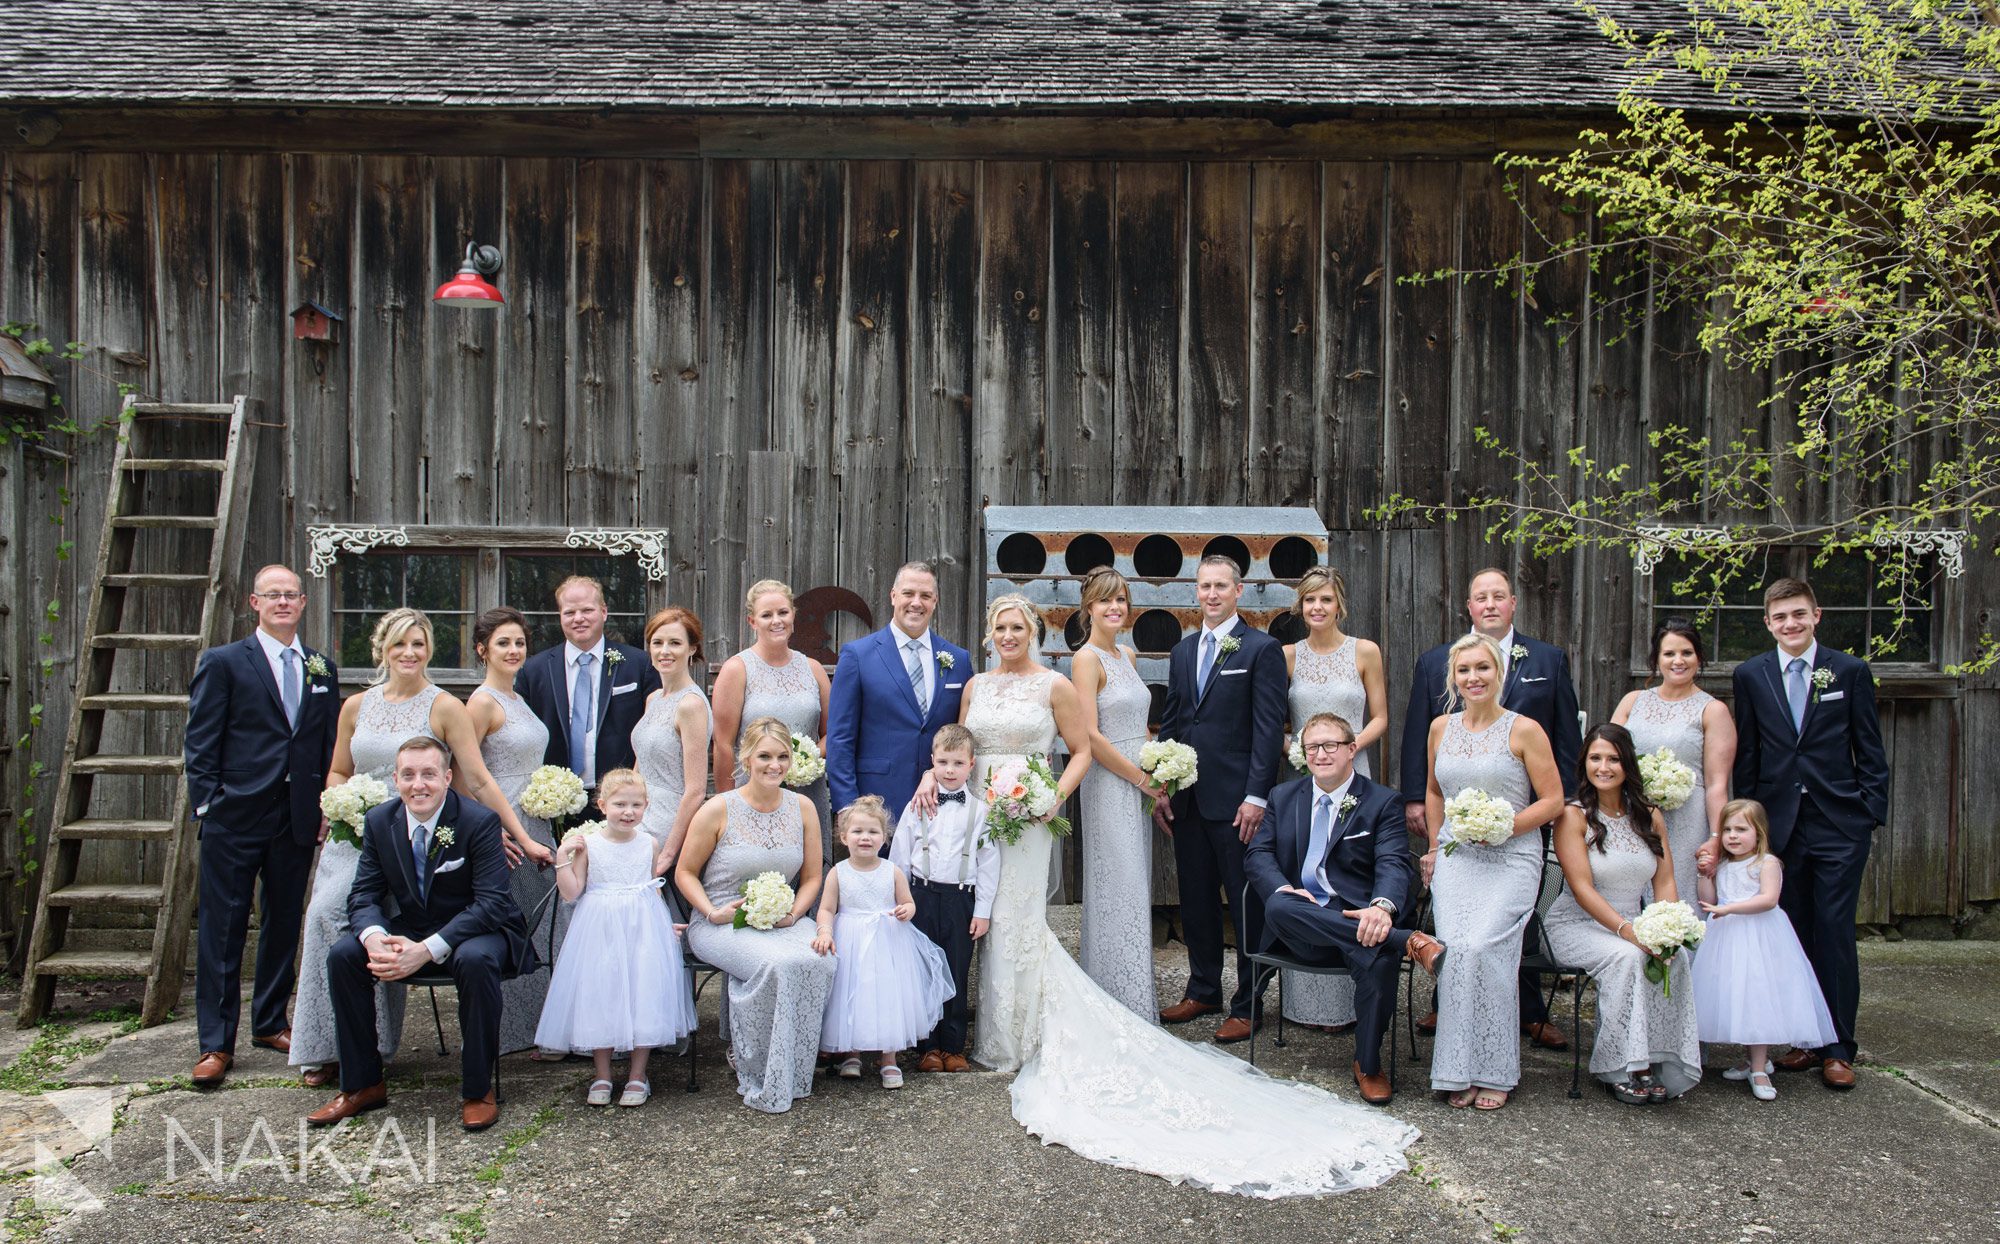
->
[1339, 795, 1359, 818]
[1218, 635, 1242, 656]
[1510, 643, 1529, 662]
[937, 651, 955, 671]
[604, 650, 625, 668]
[1811, 667, 1835, 700]
[429, 826, 455, 859]
[304, 653, 330, 679]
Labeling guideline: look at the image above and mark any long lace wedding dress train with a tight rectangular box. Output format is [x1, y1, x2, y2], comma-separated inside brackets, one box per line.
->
[968, 669, 1417, 1198]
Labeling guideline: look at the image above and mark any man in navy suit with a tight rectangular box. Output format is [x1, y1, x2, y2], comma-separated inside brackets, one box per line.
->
[307, 736, 533, 1131]
[1153, 554, 1289, 1040]
[515, 575, 659, 799]
[825, 561, 973, 819]
[1247, 713, 1446, 1103]
[1399, 567, 1579, 1048]
[182, 565, 339, 1087]
[1725, 577, 1888, 1090]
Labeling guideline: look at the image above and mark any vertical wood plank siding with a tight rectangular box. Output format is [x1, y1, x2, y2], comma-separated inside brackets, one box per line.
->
[1, 151, 1989, 934]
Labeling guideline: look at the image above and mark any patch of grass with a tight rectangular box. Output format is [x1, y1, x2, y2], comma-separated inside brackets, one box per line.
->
[476, 1104, 559, 1184]
[0, 1022, 113, 1094]
[348, 1186, 371, 1208]
[447, 1206, 486, 1243]
[113, 1181, 149, 1196]
[1493, 1224, 1524, 1241]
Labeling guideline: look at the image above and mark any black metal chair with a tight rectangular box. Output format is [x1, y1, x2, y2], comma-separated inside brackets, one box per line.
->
[1518, 838, 1596, 1099]
[682, 953, 728, 1093]
[1240, 883, 1399, 1091]
[410, 881, 563, 1104]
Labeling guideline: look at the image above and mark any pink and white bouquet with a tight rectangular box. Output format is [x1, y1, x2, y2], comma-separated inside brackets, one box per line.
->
[983, 753, 1072, 845]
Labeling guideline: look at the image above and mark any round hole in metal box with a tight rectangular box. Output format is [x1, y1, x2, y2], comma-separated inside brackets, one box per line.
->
[1201, 535, 1251, 577]
[1063, 532, 1115, 575]
[1133, 533, 1184, 578]
[1062, 611, 1087, 651]
[1269, 535, 1319, 581]
[1267, 610, 1307, 644]
[1133, 609, 1183, 653]
[996, 532, 1048, 576]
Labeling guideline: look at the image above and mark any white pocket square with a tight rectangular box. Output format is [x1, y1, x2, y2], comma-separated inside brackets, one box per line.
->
[944, 682, 965, 690]
[1520, 675, 1548, 683]
[610, 683, 637, 696]
[1219, 668, 1247, 676]
[1340, 829, 1374, 841]
[1821, 689, 1846, 701]
[431, 857, 466, 875]
[310, 685, 330, 694]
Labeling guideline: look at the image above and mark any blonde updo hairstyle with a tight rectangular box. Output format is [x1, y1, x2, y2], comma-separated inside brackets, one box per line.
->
[984, 592, 1042, 655]
[835, 795, 893, 841]
[738, 716, 795, 766]
[1443, 632, 1507, 712]
[744, 578, 795, 615]
[369, 607, 435, 685]
[1294, 566, 1349, 625]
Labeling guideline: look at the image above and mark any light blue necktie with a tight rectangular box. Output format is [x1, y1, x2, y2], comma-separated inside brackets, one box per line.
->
[411, 819, 431, 903]
[569, 652, 595, 778]
[1303, 792, 1333, 905]
[1197, 632, 1217, 695]
[1786, 656, 1809, 732]
[905, 639, 929, 715]
[280, 648, 301, 729]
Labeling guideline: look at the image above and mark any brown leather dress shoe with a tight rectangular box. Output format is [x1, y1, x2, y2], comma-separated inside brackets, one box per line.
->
[301, 1063, 340, 1089]
[1775, 1047, 1820, 1072]
[1352, 1062, 1393, 1106]
[916, 1050, 946, 1073]
[1158, 998, 1222, 1025]
[461, 1090, 500, 1131]
[193, 1051, 232, 1087]
[251, 1029, 292, 1054]
[1404, 931, 1448, 976]
[941, 1053, 971, 1073]
[306, 1081, 387, 1127]
[1213, 1016, 1259, 1044]
[1820, 1058, 1857, 1089]
[1522, 1020, 1570, 1051]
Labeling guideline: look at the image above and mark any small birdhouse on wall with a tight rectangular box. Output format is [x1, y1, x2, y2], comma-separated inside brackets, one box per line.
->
[290, 301, 343, 343]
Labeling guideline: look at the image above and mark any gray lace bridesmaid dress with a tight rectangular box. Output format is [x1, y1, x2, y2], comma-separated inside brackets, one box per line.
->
[1542, 809, 1701, 1096]
[683, 791, 836, 1113]
[633, 684, 711, 856]
[1077, 647, 1158, 1021]
[1625, 687, 1713, 907]
[473, 684, 561, 1055]
[290, 684, 437, 1070]
[1281, 637, 1371, 1026]
[1427, 710, 1541, 1094]
[736, 649, 832, 861]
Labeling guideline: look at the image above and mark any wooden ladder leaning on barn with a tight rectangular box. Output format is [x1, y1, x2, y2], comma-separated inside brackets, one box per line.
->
[19, 396, 256, 1028]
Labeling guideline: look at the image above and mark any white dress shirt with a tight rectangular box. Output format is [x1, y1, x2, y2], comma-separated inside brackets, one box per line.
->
[888, 784, 999, 920]
[255, 626, 305, 697]
[564, 638, 607, 785]
[1198, 614, 1265, 809]
[1775, 639, 1819, 674]
[357, 807, 454, 963]
[892, 624, 937, 710]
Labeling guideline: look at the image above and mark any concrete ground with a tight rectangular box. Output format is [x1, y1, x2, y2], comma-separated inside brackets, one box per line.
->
[3, 916, 1995, 1244]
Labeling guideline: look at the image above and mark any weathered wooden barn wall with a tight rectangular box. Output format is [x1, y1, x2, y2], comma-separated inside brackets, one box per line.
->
[2, 137, 1992, 949]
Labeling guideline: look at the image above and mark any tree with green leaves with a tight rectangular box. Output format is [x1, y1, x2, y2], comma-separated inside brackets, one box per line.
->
[1378, 0, 2000, 666]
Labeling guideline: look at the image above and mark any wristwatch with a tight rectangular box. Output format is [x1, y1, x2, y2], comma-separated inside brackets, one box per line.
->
[1370, 897, 1397, 915]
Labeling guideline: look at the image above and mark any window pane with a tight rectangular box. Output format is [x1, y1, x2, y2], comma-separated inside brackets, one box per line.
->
[1816, 609, 1867, 656]
[503, 554, 650, 653]
[1718, 609, 1768, 663]
[330, 552, 478, 669]
[407, 554, 472, 613]
[335, 556, 400, 612]
[337, 614, 375, 671]
[1870, 609, 1932, 662]
[1807, 553, 1870, 607]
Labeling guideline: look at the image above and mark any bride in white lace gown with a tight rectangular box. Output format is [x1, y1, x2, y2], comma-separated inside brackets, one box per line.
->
[957, 595, 1418, 1198]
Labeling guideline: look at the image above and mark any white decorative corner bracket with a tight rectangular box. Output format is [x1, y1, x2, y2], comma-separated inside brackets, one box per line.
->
[305, 525, 410, 577]
[1635, 525, 1966, 580]
[565, 529, 673, 582]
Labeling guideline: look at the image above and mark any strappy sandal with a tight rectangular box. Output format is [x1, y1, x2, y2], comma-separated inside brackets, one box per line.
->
[617, 1079, 651, 1108]
[1636, 1071, 1668, 1104]
[1445, 1088, 1479, 1109]
[585, 1079, 615, 1107]
[1472, 1089, 1509, 1111]
[1608, 1079, 1650, 1106]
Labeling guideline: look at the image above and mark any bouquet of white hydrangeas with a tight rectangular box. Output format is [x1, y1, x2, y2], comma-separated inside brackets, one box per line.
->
[734, 870, 796, 930]
[1637, 747, 1697, 812]
[319, 772, 391, 848]
[784, 733, 826, 788]
[1440, 788, 1515, 855]
[1286, 734, 1308, 773]
[1137, 739, 1199, 803]
[984, 753, 1071, 845]
[1631, 899, 1705, 997]
[560, 819, 605, 844]
[519, 764, 588, 821]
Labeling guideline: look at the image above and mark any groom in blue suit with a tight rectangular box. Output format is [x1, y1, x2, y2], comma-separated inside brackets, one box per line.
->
[826, 560, 972, 819]
[1154, 554, 1289, 1039]
[183, 565, 339, 1087]
[1247, 713, 1446, 1103]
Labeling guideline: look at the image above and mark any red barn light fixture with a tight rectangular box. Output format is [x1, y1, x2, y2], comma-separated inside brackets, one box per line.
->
[434, 242, 505, 308]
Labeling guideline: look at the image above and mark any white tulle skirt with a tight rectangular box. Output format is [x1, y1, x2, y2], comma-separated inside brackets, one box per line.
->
[820, 910, 955, 1052]
[535, 883, 695, 1054]
[1691, 907, 1838, 1048]
[1010, 927, 1417, 1198]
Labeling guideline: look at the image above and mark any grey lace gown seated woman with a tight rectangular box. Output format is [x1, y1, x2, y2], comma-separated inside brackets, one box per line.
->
[676, 718, 835, 1114]
[1543, 724, 1702, 1102]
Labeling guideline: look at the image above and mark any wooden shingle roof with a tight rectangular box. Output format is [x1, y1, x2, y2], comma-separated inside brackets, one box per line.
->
[0, 0, 1784, 113]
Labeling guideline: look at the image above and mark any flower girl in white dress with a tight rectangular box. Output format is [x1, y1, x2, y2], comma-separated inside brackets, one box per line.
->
[1692, 799, 1838, 1102]
[536, 770, 695, 1107]
[813, 797, 955, 1088]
